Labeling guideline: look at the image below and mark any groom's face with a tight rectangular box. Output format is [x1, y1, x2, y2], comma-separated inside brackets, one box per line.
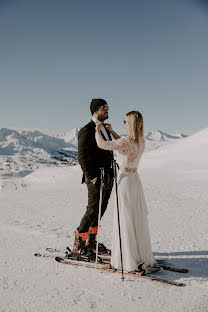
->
[96, 105, 109, 122]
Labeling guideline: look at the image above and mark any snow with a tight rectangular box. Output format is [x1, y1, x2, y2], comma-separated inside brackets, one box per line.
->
[117, 129, 189, 152]
[56, 127, 81, 146]
[142, 128, 208, 171]
[0, 128, 77, 178]
[144, 130, 188, 152]
[0, 128, 208, 311]
[0, 127, 188, 179]
[145, 130, 188, 142]
[56, 127, 188, 151]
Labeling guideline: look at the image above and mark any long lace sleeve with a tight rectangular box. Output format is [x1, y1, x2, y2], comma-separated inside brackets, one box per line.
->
[141, 139, 145, 154]
[95, 131, 128, 152]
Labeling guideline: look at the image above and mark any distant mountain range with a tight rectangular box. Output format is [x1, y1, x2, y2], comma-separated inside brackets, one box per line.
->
[0, 127, 188, 177]
[144, 130, 188, 151]
[56, 127, 188, 151]
[56, 127, 81, 146]
[0, 128, 77, 177]
[145, 130, 187, 142]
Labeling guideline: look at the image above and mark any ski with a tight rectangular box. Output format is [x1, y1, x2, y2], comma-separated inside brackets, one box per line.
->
[34, 251, 110, 264]
[46, 248, 63, 253]
[55, 256, 185, 287]
[45, 249, 170, 263]
[37, 248, 188, 274]
[34, 252, 56, 259]
[46, 247, 111, 258]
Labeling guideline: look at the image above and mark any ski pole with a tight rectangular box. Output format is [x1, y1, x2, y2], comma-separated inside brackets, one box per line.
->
[113, 160, 124, 281]
[95, 167, 105, 267]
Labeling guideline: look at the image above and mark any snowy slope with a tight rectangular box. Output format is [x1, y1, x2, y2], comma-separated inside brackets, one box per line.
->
[20, 130, 76, 150]
[56, 127, 81, 146]
[0, 128, 208, 311]
[0, 128, 77, 177]
[142, 128, 208, 171]
[144, 130, 188, 151]
[145, 130, 187, 142]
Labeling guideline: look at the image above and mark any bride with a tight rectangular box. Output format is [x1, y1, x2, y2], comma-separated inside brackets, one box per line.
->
[95, 110, 157, 272]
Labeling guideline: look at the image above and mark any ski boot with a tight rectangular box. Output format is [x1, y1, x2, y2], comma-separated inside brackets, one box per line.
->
[86, 226, 111, 255]
[72, 229, 96, 261]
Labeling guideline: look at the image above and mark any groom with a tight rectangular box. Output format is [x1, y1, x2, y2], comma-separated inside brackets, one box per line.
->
[73, 98, 114, 258]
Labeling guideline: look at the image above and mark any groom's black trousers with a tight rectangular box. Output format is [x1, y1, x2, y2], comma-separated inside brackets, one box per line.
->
[78, 168, 114, 233]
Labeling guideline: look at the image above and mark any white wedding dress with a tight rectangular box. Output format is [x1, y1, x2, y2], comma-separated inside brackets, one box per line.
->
[95, 133, 156, 272]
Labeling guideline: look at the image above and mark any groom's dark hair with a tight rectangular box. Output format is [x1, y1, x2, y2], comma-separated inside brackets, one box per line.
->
[90, 98, 107, 115]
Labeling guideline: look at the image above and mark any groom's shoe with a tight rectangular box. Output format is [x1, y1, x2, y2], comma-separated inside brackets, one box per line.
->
[72, 229, 96, 260]
[72, 229, 87, 254]
[86, 226, 111, 255]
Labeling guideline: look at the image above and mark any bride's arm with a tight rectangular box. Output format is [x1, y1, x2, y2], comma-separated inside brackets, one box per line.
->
[105, 123, 120, 140]
[141, 139, 145, 154]
[95, 124, 127, 151]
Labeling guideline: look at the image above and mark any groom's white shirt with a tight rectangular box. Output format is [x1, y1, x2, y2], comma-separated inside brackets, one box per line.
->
[91, 117, 111, 182]
[92, 116, 110, 141]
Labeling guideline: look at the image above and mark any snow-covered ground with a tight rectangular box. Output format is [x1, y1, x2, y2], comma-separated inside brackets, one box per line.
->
[0, 128, 207, 312]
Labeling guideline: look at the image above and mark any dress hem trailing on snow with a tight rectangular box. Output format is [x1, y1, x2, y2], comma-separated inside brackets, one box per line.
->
[111, 171, 156, 272]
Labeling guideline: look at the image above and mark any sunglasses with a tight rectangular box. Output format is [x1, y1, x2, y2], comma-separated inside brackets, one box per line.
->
[101, 105, 109, 111]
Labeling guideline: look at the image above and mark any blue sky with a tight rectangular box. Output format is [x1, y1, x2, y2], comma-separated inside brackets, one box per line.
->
[0, 0, 208, 135]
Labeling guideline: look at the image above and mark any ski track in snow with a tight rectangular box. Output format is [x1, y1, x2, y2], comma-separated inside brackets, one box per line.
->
[1, 128, 208, 312]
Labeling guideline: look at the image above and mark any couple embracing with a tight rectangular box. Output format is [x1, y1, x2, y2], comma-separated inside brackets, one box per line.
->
[71, 98, 157, 273]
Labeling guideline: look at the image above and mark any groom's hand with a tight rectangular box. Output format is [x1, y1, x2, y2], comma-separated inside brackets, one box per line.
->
[91, 177, 97, 184]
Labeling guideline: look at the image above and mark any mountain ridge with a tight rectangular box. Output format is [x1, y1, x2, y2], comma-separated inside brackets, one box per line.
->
[0, 128, 77, 177]
[0, 127, 190, 177]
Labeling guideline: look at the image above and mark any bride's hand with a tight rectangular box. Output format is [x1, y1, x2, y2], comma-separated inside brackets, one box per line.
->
[105, 123, 113, 133]
[96, 124, 103, 132]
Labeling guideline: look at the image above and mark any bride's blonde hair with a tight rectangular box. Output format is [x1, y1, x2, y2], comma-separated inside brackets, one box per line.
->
[126, 111, 145, 151]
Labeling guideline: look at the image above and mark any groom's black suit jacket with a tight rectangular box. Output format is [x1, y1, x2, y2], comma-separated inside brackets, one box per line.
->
[78, 120, 114, 183]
